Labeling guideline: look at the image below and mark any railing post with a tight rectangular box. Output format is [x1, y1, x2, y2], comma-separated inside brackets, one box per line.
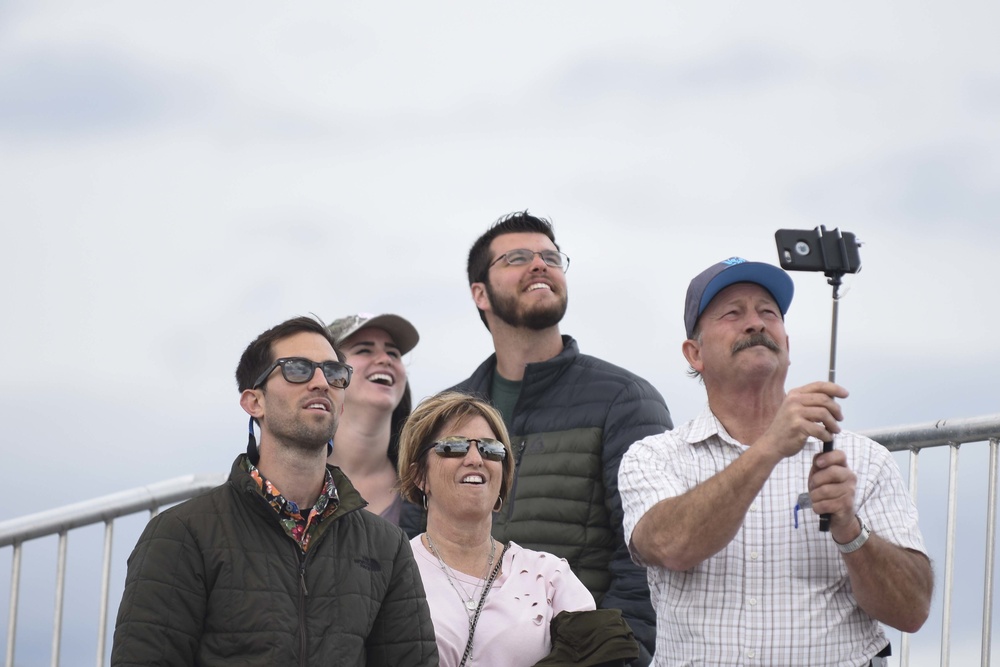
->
[983, 437, 999, 667]
[901, 447, 921, 666]
[95, 520, 114, 667]
[941, 442, 960, 667]
[51, 531, 68, 667]
[5, 542, 21, 667]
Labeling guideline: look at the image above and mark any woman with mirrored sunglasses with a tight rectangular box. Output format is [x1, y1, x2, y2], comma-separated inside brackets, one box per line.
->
[326, 313, 419, 526]
[397, 391, 598, 667]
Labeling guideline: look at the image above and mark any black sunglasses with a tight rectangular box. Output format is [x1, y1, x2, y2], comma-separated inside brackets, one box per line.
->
[432, 436, 507, 462]
[252, 357, 353, 389]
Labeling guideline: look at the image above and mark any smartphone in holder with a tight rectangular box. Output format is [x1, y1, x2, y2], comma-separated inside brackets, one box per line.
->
[775, 226, 861, 275]
[774, 226, 862, 532]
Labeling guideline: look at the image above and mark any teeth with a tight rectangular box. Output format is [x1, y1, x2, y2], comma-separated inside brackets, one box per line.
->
[462, 475, 485, 484]
[367, 373, 394, 386]
[307, 403, 328, 412]
[527, 283, 550, 292]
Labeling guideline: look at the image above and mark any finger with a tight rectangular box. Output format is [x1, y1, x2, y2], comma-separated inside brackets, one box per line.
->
[813, 449, 848, 470]
[789, 382, 849, 401]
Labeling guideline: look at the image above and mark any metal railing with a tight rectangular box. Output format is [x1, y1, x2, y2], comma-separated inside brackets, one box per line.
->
[0, 474, 227, 667]
[862, 414, 1000, 667]
[1, 414, 999, 667]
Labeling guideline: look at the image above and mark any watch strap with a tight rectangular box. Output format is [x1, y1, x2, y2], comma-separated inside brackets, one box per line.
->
[835, 515, 871, 553]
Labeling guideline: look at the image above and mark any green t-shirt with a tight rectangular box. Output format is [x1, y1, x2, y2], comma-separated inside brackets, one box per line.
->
[490, 370, 522, 426]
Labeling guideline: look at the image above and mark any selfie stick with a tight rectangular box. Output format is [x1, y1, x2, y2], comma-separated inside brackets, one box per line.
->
[818, 271, 843, 532]
[816, 230, 855, 533]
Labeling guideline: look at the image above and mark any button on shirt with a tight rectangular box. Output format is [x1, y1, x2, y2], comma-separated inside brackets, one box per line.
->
[619, 406, 926, 667]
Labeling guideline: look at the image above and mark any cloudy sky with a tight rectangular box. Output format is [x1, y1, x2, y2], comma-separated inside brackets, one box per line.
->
[2, 1, 998, 665]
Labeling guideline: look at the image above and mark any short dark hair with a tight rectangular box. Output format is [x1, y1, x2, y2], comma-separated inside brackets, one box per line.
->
[235, 316, 345, 393]
[466, 210, 559, 328]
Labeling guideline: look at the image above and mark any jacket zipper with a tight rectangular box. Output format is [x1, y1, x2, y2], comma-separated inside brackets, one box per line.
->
[507, 440, 527, 519]
[298, 550, 308, 667]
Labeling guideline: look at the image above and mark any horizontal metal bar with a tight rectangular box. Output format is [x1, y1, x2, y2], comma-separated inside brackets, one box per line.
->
[0, 473, 227, 548]
[860, 414, 1000, 452]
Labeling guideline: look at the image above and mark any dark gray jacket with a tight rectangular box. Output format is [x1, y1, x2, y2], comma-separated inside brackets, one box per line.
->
[113, 454, 438, 667]
[402, 336, 671, 664]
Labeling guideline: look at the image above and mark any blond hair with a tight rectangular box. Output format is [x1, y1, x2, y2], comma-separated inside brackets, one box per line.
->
[397, 391, 515, 505]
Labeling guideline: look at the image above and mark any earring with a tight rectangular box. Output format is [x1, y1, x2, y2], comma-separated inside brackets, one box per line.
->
[493, 496, 503, 513]
[422, 493, 428, 511]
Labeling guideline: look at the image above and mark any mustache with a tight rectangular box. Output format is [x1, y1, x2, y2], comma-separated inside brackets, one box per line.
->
[732, 332, 780, 354]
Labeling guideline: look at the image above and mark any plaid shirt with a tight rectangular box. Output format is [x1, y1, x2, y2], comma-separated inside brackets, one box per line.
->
[241, 458, 340, 552]
[620, 406, 926, 667]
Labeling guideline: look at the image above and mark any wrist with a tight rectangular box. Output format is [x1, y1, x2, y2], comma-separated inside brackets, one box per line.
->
[833, 515, 870, 553]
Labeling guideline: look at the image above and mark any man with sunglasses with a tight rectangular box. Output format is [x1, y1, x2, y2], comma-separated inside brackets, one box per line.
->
[112, 316, 438, 667]
[401, 211, 673, 665]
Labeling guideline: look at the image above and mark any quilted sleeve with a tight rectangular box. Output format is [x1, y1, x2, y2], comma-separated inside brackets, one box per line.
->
[599, 377, 672, 665]
[111, 511, 207, 667]
[365, 529, 440, 666]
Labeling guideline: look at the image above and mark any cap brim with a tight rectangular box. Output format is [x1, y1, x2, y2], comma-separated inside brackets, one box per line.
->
[337, 314, 420, 356]
[700, 262, 794, 318]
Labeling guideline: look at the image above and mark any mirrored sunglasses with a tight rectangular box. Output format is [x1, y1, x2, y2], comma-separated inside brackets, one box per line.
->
[252, 357, 353, 389]
[432, 436, 507, 462]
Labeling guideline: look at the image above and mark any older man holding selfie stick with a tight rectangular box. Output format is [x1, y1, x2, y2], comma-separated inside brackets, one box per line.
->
[619, 249, 932, 667]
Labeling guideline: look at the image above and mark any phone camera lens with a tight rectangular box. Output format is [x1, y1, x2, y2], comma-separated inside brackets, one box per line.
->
[794, 241, 811, 256]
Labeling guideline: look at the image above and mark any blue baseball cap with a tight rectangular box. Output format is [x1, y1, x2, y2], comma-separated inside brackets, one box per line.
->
[684, 257, 794, 339]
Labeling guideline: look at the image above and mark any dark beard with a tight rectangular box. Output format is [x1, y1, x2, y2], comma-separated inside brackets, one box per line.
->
[485, 280, 568, 330]
[732, 332, 780, 355]
[266, 411, 338, 455]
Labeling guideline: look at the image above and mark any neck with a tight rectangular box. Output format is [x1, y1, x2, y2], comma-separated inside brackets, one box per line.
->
[328, 405, 393, 474]
[327, 408, 398, 514]
[255, 436, 329, 509]
[705, 380, 787, 445]
[491, 326, 563, 381]
[424, 511, 497, 576]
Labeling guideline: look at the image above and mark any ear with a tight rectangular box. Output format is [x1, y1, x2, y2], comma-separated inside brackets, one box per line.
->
[682, 338, 704, 374]
[410, 462, 427, 495]
[240, 389, 265, 419]
[470, 282, 490, 312]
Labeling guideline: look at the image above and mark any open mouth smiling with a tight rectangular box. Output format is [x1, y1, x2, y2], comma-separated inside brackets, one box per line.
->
[461, 474, 485, 485]
[367, 373, 395, 386]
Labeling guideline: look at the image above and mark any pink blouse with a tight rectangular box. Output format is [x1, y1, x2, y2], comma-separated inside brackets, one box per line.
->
[411, 537, 596, 667]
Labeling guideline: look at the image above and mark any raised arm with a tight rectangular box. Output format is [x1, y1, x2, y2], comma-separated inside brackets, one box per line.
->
[627, 382, 847, 571]
[810, 448, 933, 632]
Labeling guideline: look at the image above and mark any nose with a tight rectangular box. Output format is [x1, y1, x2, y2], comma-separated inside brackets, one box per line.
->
[306, 366, 328, 389]
[528, 251, 549, 272]
[463, 441, 485, 466]
[743, 311, 766, 333]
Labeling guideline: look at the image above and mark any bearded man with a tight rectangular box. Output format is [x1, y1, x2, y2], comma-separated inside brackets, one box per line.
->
[401, 211, 673, 666]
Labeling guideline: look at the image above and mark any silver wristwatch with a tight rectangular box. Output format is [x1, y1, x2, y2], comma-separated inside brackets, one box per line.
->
[835, 515, 871, 553]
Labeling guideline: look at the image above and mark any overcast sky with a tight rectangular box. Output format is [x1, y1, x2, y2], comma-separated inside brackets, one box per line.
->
[2, 1, 998, 665]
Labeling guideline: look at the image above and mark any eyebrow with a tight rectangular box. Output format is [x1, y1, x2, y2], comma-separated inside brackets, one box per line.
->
[347, 340, 401, 351]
